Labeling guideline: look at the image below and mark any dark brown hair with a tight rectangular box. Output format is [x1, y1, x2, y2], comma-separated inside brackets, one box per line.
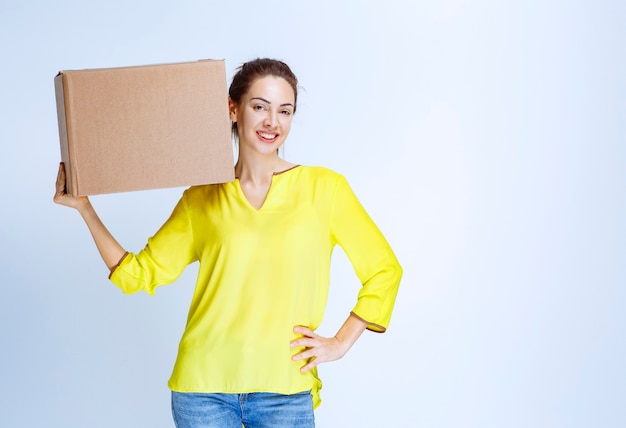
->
[229, 58, 298, 138]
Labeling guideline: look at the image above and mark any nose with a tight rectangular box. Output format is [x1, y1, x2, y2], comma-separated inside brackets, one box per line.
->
[264, 110, 278, 128]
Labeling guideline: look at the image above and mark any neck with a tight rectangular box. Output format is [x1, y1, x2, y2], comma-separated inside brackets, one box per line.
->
[235, 151, 291, 185]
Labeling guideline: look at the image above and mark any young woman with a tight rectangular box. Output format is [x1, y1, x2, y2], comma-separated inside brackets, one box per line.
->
[54, 58, 402, 428]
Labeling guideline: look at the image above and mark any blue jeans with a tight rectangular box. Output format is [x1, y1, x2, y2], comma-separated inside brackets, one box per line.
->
[171, 390, 315, 428]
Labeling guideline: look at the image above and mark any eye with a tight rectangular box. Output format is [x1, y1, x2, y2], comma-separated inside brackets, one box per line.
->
[280, 109, 292, 116]
[253, 104, 265, 111]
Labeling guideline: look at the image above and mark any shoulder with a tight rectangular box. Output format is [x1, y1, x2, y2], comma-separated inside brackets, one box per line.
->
[183, 183, 218, 197]
[295, 165, 346, 184]
[291, 166, 353, 205]
[180, 182, 231, 205]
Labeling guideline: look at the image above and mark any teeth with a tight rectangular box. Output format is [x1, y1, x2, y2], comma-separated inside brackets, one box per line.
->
[259, 132, 277, 139]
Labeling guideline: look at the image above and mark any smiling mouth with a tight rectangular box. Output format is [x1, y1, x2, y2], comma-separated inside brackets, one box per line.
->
[257, 131, 278, 142]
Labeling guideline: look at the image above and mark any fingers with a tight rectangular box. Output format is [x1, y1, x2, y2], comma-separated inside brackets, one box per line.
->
[290, 325, 316, 349]
[292, 349, 320, 373]
[299, 359, 319, 373]
[56, 162, 63, 185]
[290, 336, 316, 352]
[289, 340, 308, 354]
[293, 325, 314, 337]
[292, 346, 316, 361]
[54, 166, 65, 204]
[55, 163, 66, 192]
[291, 326, 341, 373]
[292, 344, 328, 373]
[54, 162, 83, 208]
[291, 326, 318, 372]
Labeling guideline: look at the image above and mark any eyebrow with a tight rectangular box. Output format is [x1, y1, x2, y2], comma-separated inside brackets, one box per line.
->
[250, 97, 294, 108]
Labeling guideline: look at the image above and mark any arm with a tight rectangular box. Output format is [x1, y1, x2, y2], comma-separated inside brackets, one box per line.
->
[53, 162, 126, 270]
[330, 175, 403, 332]
[290, 174, 402, 372]
[290, 313, 367, 373]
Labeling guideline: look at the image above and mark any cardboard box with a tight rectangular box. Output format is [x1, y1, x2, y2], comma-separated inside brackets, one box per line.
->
[54, 60, 234, 196]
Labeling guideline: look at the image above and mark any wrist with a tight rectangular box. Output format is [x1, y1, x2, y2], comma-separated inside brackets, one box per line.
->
[332, 335, 351, 357]
[76, 197, 93, 215]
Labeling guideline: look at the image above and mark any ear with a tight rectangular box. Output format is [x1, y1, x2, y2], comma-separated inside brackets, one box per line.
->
[228, 98, 238, 122]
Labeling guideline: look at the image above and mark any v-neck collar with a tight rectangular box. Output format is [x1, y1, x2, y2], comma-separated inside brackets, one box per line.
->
[234, 165, 301, 211]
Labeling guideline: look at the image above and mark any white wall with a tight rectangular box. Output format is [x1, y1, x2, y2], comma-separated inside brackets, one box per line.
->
[1, 1, 624, 427]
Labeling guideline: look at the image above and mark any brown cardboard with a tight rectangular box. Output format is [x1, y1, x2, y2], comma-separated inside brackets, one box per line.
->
[55, 60, 234, 196]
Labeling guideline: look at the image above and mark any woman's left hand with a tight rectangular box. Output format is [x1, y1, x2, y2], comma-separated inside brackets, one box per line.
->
[290, 326, 348, 373]
[291, 315, 367, 372]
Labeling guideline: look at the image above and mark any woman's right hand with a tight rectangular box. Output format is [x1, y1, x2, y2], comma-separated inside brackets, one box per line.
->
[53, 162, 89, 210]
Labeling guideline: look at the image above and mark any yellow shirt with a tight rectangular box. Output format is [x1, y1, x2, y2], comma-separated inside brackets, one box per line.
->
[109, 166, 402, 408]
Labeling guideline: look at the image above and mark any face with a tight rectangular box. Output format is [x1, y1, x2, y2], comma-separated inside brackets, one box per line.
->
[229, 76, 295, 156]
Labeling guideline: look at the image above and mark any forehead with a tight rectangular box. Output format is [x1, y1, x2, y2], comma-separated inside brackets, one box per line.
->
[245, 76, 295, 103]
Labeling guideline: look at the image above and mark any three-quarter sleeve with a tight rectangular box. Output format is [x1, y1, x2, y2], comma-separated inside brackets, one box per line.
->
[109, 191, 198, 295]
[330, 176, 402, 332]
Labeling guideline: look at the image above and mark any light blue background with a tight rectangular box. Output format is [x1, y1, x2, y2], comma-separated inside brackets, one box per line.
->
[1, 1, 624, 427]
